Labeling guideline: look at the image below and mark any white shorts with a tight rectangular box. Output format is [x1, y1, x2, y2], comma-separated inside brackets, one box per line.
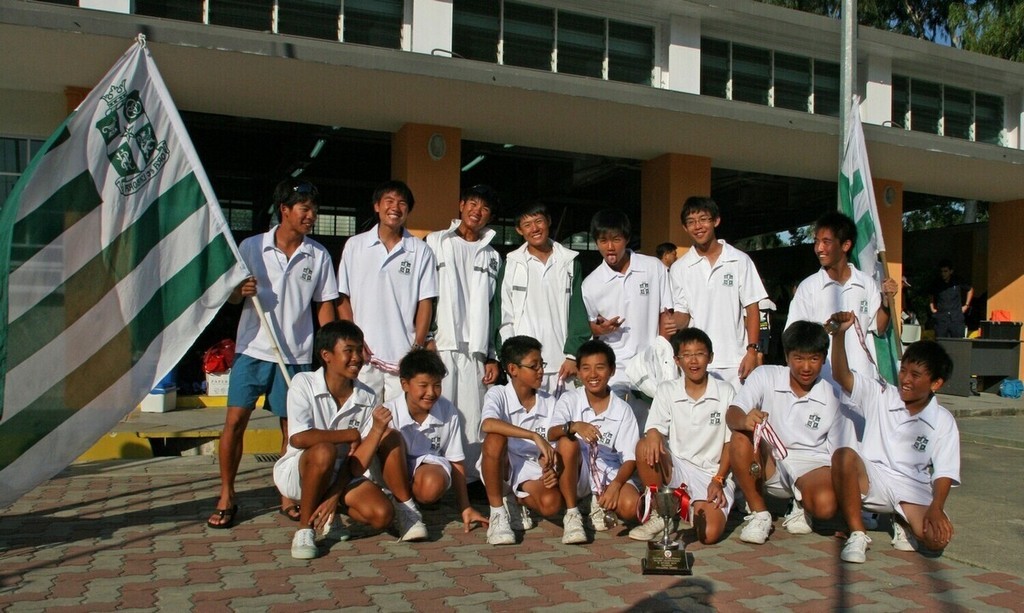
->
[478, 450, 546, 500]
[273, 451, 344, 501]
[358, 362, 402, 403]
[764, 451, 830, 501]
[540, 373, 576, 399]
[668, 455, 735, 519]
[860, 456, 935, 521]
[709, 366, 741, 392]
[577, 445, 640, 500]
[409, 453, 453, 491]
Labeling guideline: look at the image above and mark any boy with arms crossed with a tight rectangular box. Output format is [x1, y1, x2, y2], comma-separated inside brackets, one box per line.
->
[582, 209, 675, 422]
[493, 203, 590, 398]
[385, 349, 489, 535]
[209, 179, 338, 529]
[548, 340, 641, 534]
[480, 336, 573, 545]
[273, 321, 396, 560]
[632, 328, 735, 545]
[828, 311, 959, 563]
[670, 197, 766, 390]
[337, 180, 437, 401]
[425, 185, 502, 481]
[727, 321, 845, 544]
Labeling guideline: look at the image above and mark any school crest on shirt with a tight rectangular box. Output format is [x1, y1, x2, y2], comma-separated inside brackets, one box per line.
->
[399, 260, 412, 275]
[430, 436, 442, 452]
[709, 411, 722, 426]
[913, 435, 929, 451]
[349, 417, 362, 431]
[600, 431, 614, 446]
[723, 273, 734, 287]
[860, 299, 869, 314]
[301, 266, 313, 282]
[639, 282, 650, 296]
[806, 414, 821, 430]
[534, 426, 548, 437]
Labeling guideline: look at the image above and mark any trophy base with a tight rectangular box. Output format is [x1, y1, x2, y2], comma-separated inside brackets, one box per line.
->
[641, 544, 692, 576]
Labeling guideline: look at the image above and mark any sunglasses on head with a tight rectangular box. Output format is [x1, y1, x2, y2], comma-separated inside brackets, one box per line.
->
[292, 182, 318, 195]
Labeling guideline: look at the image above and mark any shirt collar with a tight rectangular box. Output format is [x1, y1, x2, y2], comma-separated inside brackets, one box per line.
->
[261, 225, 312, 256]
[772, 367, 830, 406]
[393, 394, 444, 429]
[311, 368, 376, 414]
[367, 224, 414, 248]
[889, 394, 941, 430]
[815, 264, 866, 289]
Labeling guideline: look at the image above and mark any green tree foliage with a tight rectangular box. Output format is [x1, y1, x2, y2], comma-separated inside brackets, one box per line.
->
[758, 1, 1023, 61]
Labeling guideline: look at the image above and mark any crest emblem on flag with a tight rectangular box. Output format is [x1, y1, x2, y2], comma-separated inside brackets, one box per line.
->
[95, 80, 170, 196]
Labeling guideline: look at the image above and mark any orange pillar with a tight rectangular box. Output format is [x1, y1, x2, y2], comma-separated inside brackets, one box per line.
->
[640, 153, 712, 253]
[874, 178, 903, 318]
[391, 123, 462, 236]
[987, 199, 1024, 377]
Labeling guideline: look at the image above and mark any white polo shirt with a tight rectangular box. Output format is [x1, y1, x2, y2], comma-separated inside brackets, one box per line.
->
[582, 251, 673, 388]
[731, 365, 843, 462]
[670, 240, 767, 369]
[337, 225, 438, 365]
[551, 387, 640, 465]
[648, 376, 735, 471]
[849, 373, 961, 488]
[520, 254, 571, 374]
[281, 368, 378, 462]
[386, 394, 465, 463]
[480, 383, 557, 461]
[235, 228, 339, 364]
[788, 264, 882, 381]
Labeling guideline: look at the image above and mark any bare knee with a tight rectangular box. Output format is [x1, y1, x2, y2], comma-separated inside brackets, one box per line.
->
[412, 466, 448, 504]
[532, 489, 564, 517]
[482, 433, 507, 458]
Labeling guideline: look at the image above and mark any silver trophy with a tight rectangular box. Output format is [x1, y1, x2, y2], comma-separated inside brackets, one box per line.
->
[641, 486, 692, 575]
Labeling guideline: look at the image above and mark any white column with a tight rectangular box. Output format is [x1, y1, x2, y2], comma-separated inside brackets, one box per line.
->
[861, 53, 892, 126]
[410, 0, 454, 56]
[80, 0, 132, 13]
[1007, 90, 1023, 150]
[667, 15, 701, 94]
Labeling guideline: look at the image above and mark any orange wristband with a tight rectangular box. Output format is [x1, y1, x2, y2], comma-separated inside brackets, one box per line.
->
[712, 475, 725, 485]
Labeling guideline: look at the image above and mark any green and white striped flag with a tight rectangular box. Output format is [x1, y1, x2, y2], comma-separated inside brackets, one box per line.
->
[0, 37, 248, 507]
[839, 95, 899, 384]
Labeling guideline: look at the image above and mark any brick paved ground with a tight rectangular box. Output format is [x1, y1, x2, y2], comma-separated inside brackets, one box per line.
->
[1, 455, 1022, 612]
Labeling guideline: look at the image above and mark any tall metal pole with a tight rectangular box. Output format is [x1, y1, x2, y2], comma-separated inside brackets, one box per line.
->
[839, 0, 856, 204]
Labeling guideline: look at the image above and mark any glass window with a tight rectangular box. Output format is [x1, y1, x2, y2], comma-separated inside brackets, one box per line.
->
[732, 44, 770, 105]
[503, 2, 554, 71]
[279, 0, 341, 41]
[135, 1, 203, 21]
[344, 0, 404, 49]
[700, 38, 729, 99]
[813, 60, 840, 117]
[315, 211, 358, 237]
[975, 93, 1004, 145]
[892, 75, 910, 129]
[453, 0, 500, 62]
[209, 0, 273, 31]
[910, 79, 941, 134]
[608, 21, 653, 85]
[773, 52, 810, 112]
[557, 11, 604, 79]
[220, 201, 254, 233]
[943, 86, 972, 140]
[0, 137, 23, 174]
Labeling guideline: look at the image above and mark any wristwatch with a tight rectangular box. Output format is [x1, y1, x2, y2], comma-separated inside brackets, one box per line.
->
[746, 343, 759, 352]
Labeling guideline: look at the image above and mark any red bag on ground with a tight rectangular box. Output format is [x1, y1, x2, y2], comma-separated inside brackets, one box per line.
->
[203, 339, 236, 374]
[991, 310, 1012, 322]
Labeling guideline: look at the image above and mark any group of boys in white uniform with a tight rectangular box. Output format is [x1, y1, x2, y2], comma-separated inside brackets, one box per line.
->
[209, 179, 960, 566]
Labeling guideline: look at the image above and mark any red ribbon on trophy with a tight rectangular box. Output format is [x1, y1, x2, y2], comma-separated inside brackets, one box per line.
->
[752, 419, 788, 462]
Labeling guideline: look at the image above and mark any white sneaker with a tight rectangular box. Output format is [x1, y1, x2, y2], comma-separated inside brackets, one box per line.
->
[562, 508, 587, 545]
[506, 494, 534, 531]
[589, 504, 609, 532]
[782, 499, 813, 535]
[396, 504, 428, 542]
[891, 519, 918, 552]
[628, 514, 666, 541]
[740, 511, 773, 544]
[319, 514, 351, 542]
[841, 531, 872, 563]
[487, 508, 515, 545]
[290, 528, 318, 560]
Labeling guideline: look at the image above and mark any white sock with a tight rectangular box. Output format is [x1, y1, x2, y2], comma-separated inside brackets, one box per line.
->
[490, 506, 504, 515]
[398, 498, 418, 512]
[566, 506, 579, 515]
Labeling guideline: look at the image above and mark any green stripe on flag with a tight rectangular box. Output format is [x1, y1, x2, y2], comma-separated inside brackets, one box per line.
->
[6, 173, 205, 371]
[0, 234, 236, 471]
[9, 172, 103, 274]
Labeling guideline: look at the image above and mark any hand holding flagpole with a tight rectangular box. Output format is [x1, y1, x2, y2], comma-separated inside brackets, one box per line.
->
[252, 293, 293, 387]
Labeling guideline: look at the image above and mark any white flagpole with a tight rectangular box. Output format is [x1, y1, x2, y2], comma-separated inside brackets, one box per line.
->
[839, 0, 856, 182]
[252, 294, 293, 386]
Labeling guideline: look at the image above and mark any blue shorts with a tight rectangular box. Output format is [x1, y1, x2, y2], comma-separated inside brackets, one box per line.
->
[226, 354, 311, 417]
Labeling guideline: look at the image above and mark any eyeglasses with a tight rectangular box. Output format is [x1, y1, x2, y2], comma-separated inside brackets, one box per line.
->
[292, 182, 318, 195]
[684, 215, 714, 228]
[676, 352, 709, 361]
[515, 361, 547, 372]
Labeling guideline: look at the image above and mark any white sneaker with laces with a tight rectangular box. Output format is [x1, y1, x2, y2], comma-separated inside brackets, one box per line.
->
[740, 511, 774, 544]
[782, 499, 813, 535]
[291, 528, 318, 560]
[506, 494, 534, 531]
[319, 514, 351, 542]
[628, 514, 666, 541]
[891, 519, 918, 552]
[487, 508, 515, 545]
[589, 504, 609, 532]
[841, 530, 872, 563]
[396, 504, 428, 542]
[562, 508, 587, 544]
